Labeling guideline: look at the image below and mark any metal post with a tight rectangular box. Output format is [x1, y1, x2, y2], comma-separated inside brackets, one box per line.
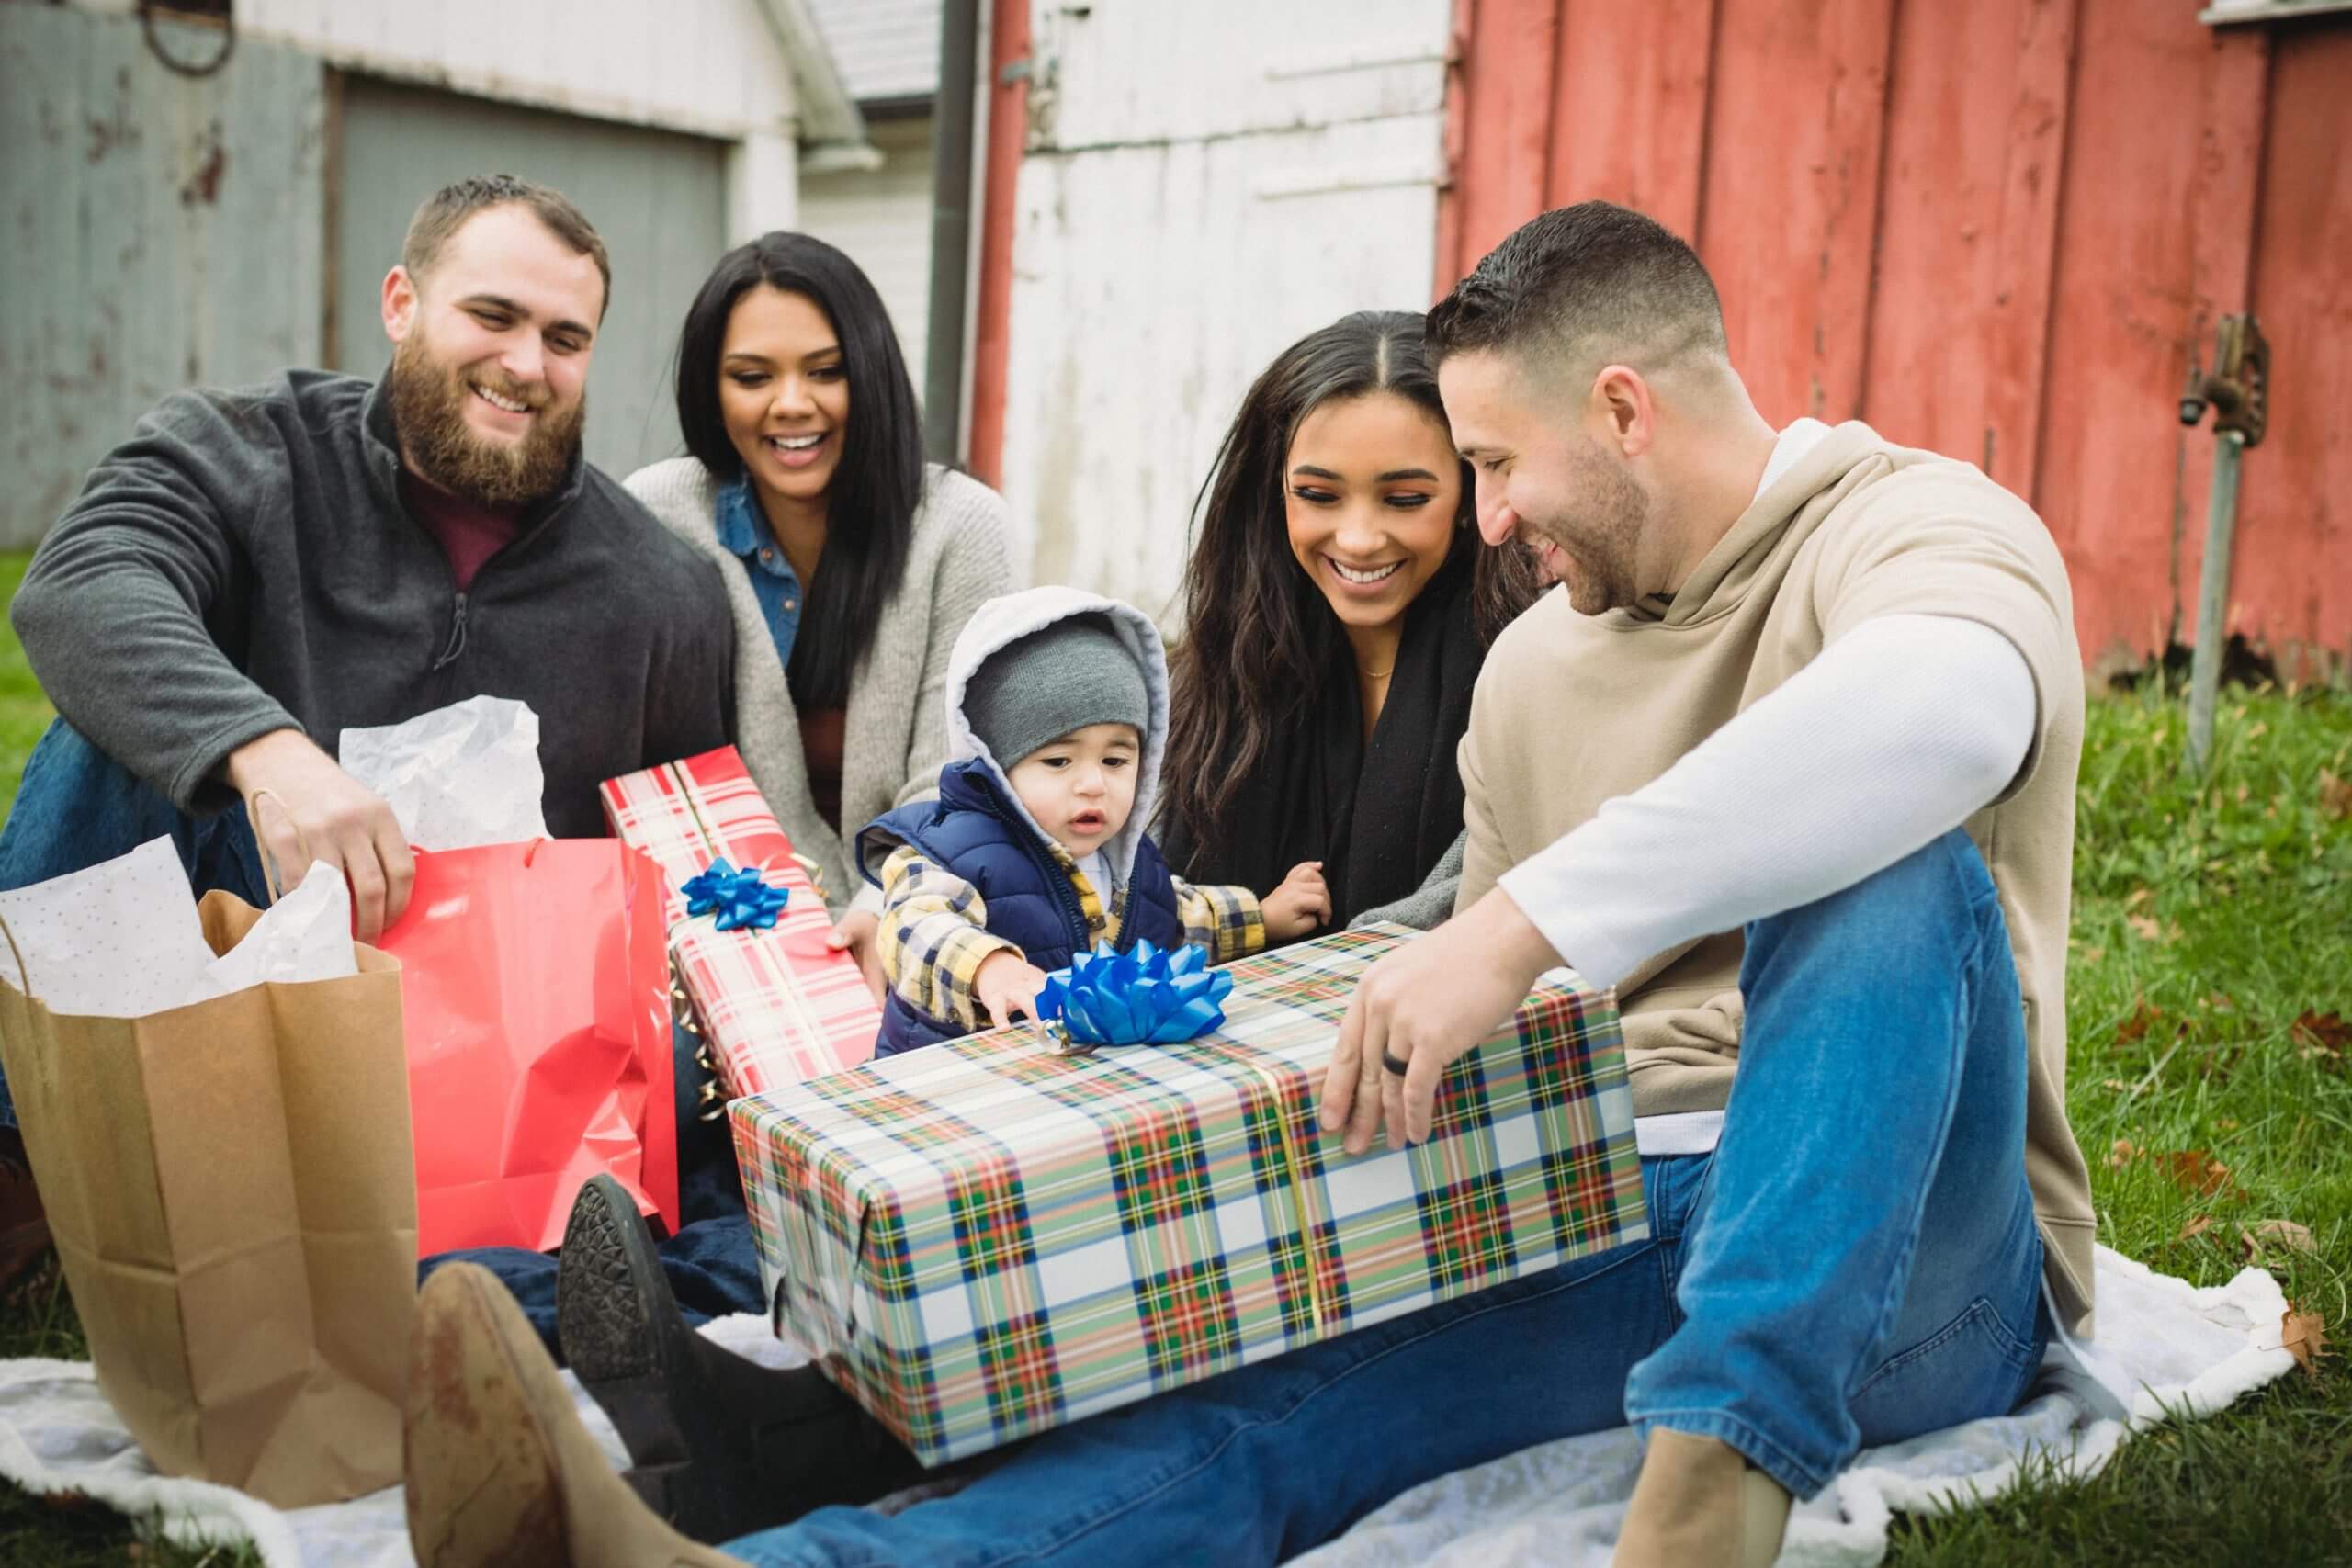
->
[922, 0, 982, 467]
[2174, 313, 2267, 777]
[2184, 431, 2244, 775]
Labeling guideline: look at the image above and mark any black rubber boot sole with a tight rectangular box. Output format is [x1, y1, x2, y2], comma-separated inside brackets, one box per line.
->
[556, 1173, 706, 1469]
[554, 1174, 929, 1541]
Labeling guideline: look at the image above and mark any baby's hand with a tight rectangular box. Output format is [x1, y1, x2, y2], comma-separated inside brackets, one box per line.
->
[974, 949, 1051, 1026]
[1261, 861, 1331, 942]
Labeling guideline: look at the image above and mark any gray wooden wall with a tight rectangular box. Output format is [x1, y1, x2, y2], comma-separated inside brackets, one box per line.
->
[1, 4, 326, 550]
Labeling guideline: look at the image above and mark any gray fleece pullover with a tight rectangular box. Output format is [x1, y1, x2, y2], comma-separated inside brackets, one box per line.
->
[11, 369, 735, 837]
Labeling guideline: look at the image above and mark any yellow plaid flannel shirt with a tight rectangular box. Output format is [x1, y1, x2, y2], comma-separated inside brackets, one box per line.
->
[878, 841, 1265, 1032]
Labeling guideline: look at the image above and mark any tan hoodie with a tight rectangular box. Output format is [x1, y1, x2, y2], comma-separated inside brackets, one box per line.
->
[1457, 420, 2098, 1336]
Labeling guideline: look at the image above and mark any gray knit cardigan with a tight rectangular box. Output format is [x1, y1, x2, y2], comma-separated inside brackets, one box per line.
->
[624, 457, 1017, 915]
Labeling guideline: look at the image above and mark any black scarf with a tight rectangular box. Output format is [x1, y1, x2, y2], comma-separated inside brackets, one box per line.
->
[1161, 551, 1486, 937]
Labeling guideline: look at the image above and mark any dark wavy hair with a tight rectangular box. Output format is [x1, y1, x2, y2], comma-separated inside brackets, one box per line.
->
[673, 231, 922, 709]
[1162, 310, 1543, 853]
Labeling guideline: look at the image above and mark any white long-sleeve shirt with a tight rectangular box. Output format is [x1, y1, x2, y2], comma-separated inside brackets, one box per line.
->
[1495, 425, 2039, 1154]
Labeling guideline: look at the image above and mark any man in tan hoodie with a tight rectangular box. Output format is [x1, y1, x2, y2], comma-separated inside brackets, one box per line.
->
[1321, 201, 2096, 1564]
[393, 203, 2094, 1568]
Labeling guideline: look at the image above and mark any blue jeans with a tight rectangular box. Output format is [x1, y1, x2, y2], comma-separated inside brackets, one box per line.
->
[722, 829, 2051, 1566]
[0, 720, 771, 1350]
[0, 719, 272, 1127]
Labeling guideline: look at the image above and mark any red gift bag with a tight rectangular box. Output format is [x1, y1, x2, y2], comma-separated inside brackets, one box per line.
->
[379, 839, 675, 1257]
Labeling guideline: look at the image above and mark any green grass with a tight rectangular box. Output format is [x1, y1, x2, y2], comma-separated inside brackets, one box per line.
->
[0, 546, 2345, 1562]
[1883, 680, 2352, 1566]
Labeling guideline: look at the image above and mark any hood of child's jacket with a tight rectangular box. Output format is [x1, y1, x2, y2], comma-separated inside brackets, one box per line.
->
[941, 586, 1170, 894]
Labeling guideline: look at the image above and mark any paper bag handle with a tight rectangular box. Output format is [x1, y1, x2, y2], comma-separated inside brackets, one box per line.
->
[243, 788, 317, 906]
[0, 906, 30, 1002]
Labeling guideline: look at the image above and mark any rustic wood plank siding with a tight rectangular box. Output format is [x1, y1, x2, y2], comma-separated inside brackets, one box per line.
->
[1441, 0, 2349, 672]
[0, 5, 324, 550]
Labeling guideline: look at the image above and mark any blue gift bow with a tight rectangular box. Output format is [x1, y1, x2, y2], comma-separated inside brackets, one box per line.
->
[678, 857, 791, 932]
[1035, 939, 1234, 1046]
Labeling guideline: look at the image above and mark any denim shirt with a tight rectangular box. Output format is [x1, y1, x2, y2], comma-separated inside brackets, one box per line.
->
[714, 477, 805, 671]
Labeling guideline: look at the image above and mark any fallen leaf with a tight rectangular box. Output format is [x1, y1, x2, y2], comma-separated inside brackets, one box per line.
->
[2154, 1149, 2240, 1200]
[2321, 770, 2352, 821]
[2292, 1010, 2349, 1052]
[2242, 1219, 2317, 1262]
[2101, 1077, 2134, 1092]
[2109, 1138, 2137, 1168]
[2115, 1000, 2163, 1045]
[2245, 720, 2268, 742]
[2208, 993, 2236, 1011]
[2128, 914, 2165, 942]
[2080, 945, 2107, 964]
[2177, 1213, 2214, 1243]
[2280, 1305, 2330, 1380]
[2217, 1116, 2241, 1130]
[2297, 1011, 2347, 1075]
[2126, 886, 2154, 909]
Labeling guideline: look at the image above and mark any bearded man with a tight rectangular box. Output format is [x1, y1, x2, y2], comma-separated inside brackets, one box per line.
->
[4, 174, 732, 917]
[0, 177, 733, 1201]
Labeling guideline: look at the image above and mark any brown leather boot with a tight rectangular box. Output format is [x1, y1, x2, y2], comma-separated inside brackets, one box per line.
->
[0, 1127, 51, 1296]
[404, 1262, 746, 1568]
[1612, 1429, 1792, 1567]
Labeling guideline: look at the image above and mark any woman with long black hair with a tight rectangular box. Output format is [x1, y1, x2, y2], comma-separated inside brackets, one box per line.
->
[628, 231, 1014, 988]
[1159, 310, 1543, 935]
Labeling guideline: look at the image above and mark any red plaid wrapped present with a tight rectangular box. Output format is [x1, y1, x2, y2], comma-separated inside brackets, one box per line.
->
[601, 748, 879, 1098]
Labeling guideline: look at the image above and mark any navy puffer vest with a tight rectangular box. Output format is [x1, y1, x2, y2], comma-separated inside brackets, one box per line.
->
[860, 759, 1185, 1055]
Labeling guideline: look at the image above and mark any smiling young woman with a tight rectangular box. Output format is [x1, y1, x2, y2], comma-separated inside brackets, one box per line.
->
[1159, 310, 1544, 940]
[625, 233, 1013, 991]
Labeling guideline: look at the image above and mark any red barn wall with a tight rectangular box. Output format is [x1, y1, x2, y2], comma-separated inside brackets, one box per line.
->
[1441, 0, 2349, 676]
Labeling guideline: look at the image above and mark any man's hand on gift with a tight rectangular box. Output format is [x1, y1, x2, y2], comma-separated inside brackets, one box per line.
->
[225, 729, 414, 942]
[973, 948, 1050, 1027]
[1261, 861, 1331, 942]
[826, 908, 888, 1003]
[1320, 886, 1559, 1153]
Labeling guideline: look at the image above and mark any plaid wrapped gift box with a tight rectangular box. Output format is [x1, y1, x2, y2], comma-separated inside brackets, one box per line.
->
[601, 747, 880, 1098]
[729, 923, 1645, 1466]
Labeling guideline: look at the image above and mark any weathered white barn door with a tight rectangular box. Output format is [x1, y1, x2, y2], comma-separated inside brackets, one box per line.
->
[996, 0, 1453, 613]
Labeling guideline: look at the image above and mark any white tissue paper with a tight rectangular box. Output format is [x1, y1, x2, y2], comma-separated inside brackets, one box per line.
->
[338, 694, 548, 852]
[0, 839, 356, 1017]
[187, 860, 357, 1000]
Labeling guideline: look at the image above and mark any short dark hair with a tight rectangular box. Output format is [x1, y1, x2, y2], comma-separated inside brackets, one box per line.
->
[401, 175, 613, 318]
[672, 231, 922, 710]
[1426, 202, 1725, 376]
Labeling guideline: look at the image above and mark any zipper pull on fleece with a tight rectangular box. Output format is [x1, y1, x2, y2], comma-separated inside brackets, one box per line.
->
[432, 592, 469, 670]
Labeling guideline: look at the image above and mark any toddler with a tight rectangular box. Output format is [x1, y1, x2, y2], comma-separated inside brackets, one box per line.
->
[859, 588, 1326, 1054]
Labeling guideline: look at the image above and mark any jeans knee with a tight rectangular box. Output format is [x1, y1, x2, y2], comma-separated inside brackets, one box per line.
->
[1747, 829, 1995, 967]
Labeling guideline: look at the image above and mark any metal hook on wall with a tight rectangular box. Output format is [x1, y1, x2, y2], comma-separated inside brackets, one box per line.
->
[139, 1, 238, 80]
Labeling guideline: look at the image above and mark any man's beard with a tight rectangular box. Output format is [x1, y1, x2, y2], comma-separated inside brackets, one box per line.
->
[1531, 436, 1649, 615]
[390, 333, 586, 507]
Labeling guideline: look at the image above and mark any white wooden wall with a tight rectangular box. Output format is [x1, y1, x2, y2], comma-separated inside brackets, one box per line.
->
[808, 0, 941, 101]
[998, 0, 1453, 615]
[2, 6, 326, 549]
[234, 0, 801, 138]
[798, 116, 938, 397]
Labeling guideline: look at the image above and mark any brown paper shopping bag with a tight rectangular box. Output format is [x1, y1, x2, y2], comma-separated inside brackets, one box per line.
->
[0, 891, 416, 1506]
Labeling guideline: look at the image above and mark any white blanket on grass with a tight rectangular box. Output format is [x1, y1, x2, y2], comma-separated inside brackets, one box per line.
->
[0, 1247, 2295, 1567]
